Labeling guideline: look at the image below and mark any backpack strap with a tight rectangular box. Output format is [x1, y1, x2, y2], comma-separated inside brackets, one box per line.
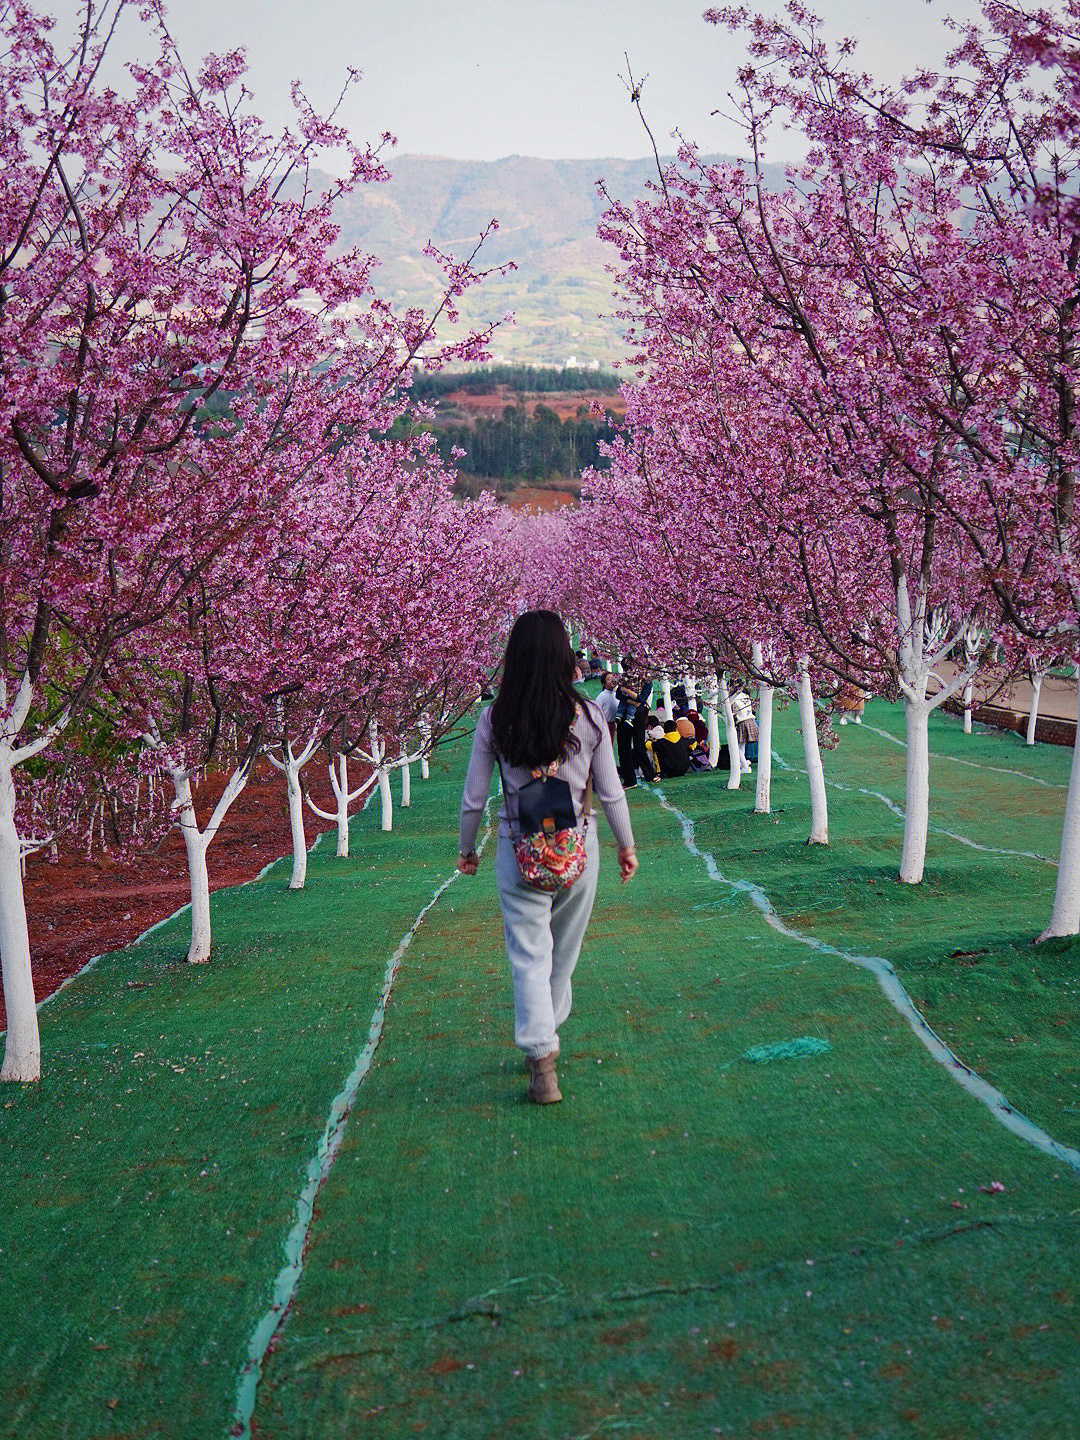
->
[494, 756, 517, 841]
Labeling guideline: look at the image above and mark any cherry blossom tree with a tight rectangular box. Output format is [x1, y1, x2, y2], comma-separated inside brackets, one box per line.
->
[697, 2, 1080, 931]
[0, 0, 503, 1079]
[591, 13, 1026, 878]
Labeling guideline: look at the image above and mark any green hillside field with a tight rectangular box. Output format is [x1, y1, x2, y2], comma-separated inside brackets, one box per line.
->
[3, 698, 1078, 1438]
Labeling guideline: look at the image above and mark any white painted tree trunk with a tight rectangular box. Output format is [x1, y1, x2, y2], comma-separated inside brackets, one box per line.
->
[284, 761, 307, 891]
[368, 722, 393, 833]
[962, 679, 973, 734]
[268, 728, 322, 890]
[0, 748, 40, 1082]
[334, 754, 350, 857]
[796, 661, 828, 844]
[378, 766, 392, 832]
[420, 717, 431, 780]
[172, 771, 213, 964]
[660, 674, 673, 721]
[705, 675, 721, 768]
[1026, 673, 1043, 747]
[718, 675, 742, 791]
[685, 675, 697, 706]
[899, 699, 931, 884]
[755, 687, 774, 813]
[752, 642, 772, 815]
[309, 752, 376, 859]
[400, 751, 412, 808]
[167, 754, 256, 963]
[1041, 682, 1080, 939]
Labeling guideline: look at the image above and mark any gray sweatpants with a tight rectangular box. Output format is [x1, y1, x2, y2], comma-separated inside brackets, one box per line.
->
[494, 827, 600, 1059]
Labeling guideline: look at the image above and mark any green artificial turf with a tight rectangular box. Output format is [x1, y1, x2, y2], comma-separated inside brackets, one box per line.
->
[738, 698, 1080, 1152]
[3, 700, 1079, 1439]
[256, 759, 1079, 1439]
[0, 762, 471, 1438]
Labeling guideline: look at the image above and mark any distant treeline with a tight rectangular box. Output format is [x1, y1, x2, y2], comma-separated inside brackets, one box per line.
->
[410, 364, 622, 401]
[434, 403, 619, 486]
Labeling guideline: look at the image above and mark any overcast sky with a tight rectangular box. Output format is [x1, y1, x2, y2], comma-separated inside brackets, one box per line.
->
[42, 0, 980, 163]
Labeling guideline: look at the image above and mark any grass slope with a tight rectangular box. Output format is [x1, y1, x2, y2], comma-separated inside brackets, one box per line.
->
[754, 699, 1080, 1151]
[1, 759, 470, 1439]
[4, 703, 1079, 1439]
[256, 709, 1079, 1439]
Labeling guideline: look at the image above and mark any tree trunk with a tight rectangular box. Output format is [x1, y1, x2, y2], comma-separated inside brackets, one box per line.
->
[1026, 673, 1043, 747]
[755, 686, 774, 813]
[796, 661, 828, 844]
[899, 699, 931, 884]
[401, 754, 412, 808]
[420, 717, 431, 781]
[660, 674, 673, 720]
[752, 645, 773, 815]
[1040, 685, 1080, 939]
[172, 771, 213, 964]
[378, 766, 392, 833]
[718, 675, 741, 791]
[0, 748, 40, 1082]
[285, 760, 307, 890]
[962, 678, 973, 734]
[705, 675, 721, 768]
[334, 754, 350, 858]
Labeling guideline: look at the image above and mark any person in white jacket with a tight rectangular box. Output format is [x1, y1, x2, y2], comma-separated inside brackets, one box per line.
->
[458, 610, 638, 1104]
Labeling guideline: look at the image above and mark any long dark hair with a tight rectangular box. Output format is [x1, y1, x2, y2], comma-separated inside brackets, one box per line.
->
[490, 610, 598, 768]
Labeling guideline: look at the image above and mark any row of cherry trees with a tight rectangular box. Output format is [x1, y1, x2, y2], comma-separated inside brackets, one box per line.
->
[535, 0, 1080, 938]
[0, 1, 515, 1081]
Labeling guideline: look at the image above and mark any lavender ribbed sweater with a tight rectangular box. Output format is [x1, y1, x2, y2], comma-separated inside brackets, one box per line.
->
[458, 701, 635, 854]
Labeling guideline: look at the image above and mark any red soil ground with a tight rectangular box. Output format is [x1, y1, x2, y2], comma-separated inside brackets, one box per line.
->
[443, 386, 626, 422]
[12, 757, 348, 1029]
[506, 483, 579, 511]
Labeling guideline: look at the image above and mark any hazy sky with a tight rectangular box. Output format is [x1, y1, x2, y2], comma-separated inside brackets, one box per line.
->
[43, 0, 980, 163]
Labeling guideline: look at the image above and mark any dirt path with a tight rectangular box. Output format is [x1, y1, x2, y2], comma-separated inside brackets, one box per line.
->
[934, 660, 1077, 742]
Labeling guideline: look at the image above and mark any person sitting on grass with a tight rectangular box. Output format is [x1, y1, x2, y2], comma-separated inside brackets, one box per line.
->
[685, 707, 709, 747]
[649, 716, 693, 778]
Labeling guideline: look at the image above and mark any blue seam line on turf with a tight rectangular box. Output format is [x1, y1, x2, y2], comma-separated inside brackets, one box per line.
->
[859, 721, 1068, 790]
[648, 783, 1080, 1178]
[770, 748, 1058, 868]
[228, 795, 495, 1439]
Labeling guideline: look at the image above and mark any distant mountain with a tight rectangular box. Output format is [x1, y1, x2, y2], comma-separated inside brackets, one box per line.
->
[326, 153, 786, 366]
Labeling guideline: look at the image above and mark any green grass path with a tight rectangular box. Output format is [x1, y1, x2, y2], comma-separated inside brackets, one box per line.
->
[759, 701, 1080, 1151]
[1, 758, 472, 1437]
[3, 704, 1080, 1438]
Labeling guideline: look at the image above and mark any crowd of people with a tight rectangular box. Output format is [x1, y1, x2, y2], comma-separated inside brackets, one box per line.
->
[575, 652, 758, 789]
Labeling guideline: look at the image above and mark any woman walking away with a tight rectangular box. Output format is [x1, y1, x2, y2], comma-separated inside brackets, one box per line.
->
[458, 610, 638, 1105]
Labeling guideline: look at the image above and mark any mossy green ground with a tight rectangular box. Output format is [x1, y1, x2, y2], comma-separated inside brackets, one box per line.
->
[3, 701, 1079, 1439]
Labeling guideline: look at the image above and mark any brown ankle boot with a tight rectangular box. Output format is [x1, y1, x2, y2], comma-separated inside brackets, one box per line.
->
[526, 1053, 563, 1104]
